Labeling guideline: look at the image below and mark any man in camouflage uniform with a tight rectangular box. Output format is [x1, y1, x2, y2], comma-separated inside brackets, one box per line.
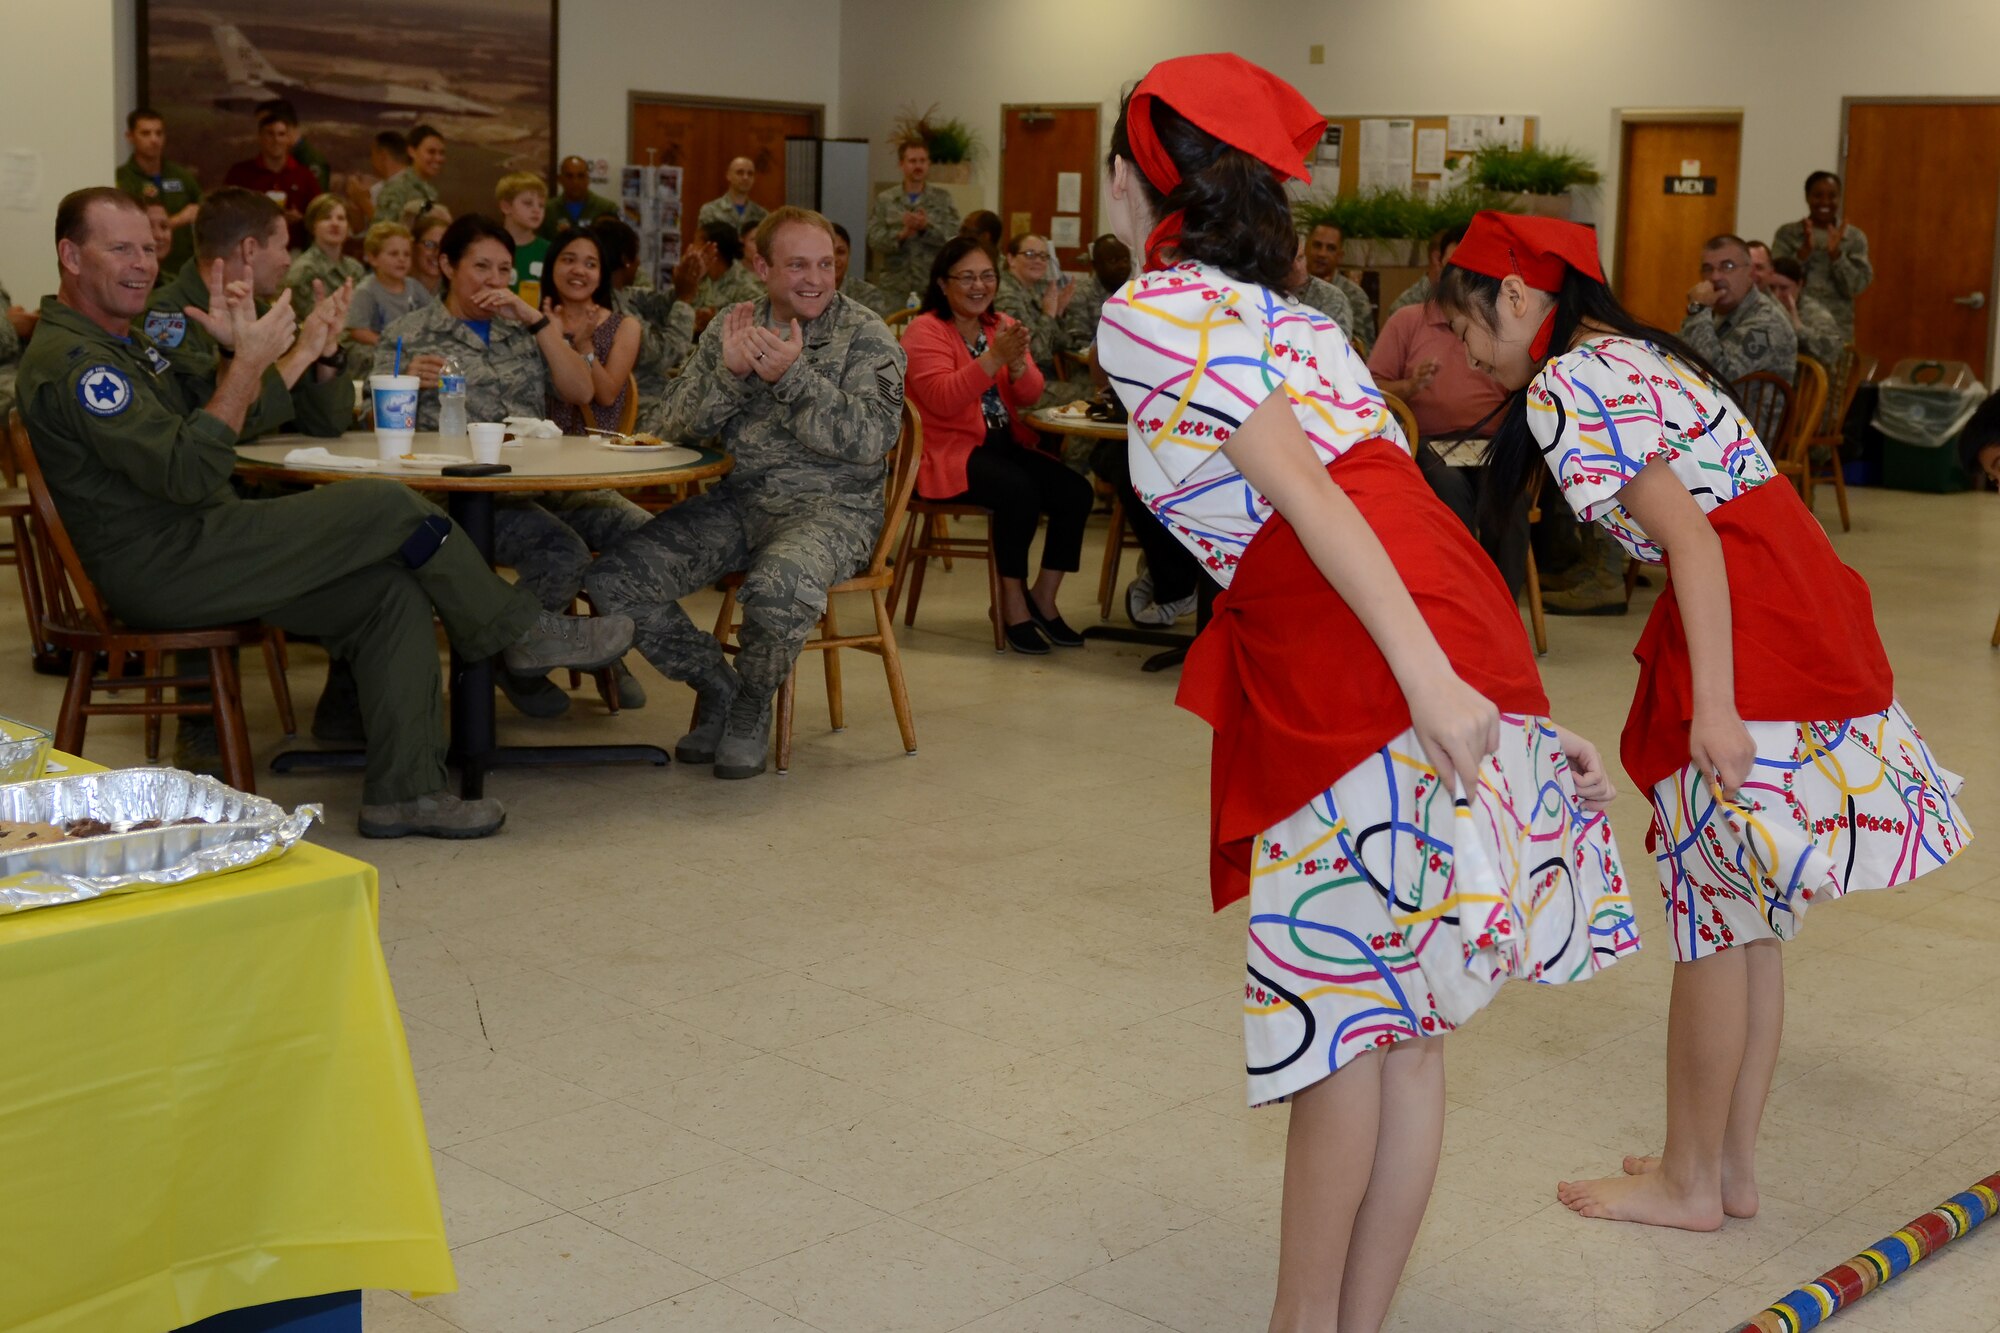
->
[1059, 235, 1131, 362]
[867, 142, 960, 309]
[375, 126, 445, 226]
[1285, 234, 1354, 332]
[588, 208, 906, 780]
[0, 281, 34, 425]
[1304, 222, 1375, 348]
[375, 225, 651, 714]
[1681, 234, 1797, 390]
[692, 220, 764, 312]
[697, 158, 769, 234]
[1385, 224, 1470, 321]
[832, 223, 893, 319]
[18, 189, 631, 838]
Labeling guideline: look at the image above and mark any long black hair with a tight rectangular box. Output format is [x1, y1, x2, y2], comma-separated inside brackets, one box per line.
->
[1106, 93, 1297, 290]
[544, 227, 616, 310]
[1434, 261, 1740, 529]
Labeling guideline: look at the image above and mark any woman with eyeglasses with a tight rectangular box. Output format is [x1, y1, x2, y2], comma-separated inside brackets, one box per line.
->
[994, 233, 1077, 390]
[408, 207, 451, 299]
[904, 235, 1095, 654]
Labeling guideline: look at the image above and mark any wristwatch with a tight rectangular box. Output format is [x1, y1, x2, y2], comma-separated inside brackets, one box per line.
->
[525, 314, 552, 335]
[583, 351, 597, 367]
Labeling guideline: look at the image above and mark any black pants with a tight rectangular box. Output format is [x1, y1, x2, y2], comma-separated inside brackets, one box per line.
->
[1416, 446, 1530, 598]
[931, 436, 1094, 579]
[1090, 439, 1202, 603]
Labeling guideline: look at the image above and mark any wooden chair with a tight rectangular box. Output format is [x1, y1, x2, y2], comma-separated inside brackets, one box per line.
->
[1522, 468, 1549, 656]
[1732, 371, 1796, 459]
[884, 307, 920, 335]
[1380, 391, 1419, 454]
[1095, 502, 1146, 621]
[615, 371, 640, 436]
[1, 413, 59, 671]
[704, 403, 922, 772]
[10, 415, 295, 791]
[889, 493, 1005, 652]
[1775, 357, 1832, 520]
[1803, 345, 1871, 532]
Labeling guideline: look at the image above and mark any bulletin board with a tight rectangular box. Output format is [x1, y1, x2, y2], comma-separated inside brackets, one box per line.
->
[1310, 113, 1539, 195]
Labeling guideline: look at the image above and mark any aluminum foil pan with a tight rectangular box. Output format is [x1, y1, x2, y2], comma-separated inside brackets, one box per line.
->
[0, 768, 320, 914]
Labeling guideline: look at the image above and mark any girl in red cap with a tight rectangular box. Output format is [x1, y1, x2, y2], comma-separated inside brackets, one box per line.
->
[1436, 211, 1969, 1232]
[1095, 57, 1640, 1331]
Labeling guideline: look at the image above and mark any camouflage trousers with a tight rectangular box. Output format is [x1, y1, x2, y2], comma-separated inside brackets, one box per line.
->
[495, 490, 652, 611]
[585, 485, 877, 699]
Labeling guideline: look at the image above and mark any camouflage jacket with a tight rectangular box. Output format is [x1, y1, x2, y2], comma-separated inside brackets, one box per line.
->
[1680, 286, 1797, 384]
[697, 195, 770, 232]
[615, 285, 695, 426]
[841, 274, 897, 319]
[374, 300, 549, 429]
[1059, 273, 1110, 351]
[139, 261, 351, 437]
[695, 262, 763, 311]
[994, 271, 1072, 372]
[0, 281, 21, 368]
[1331, 272, 1375, 347]
[284, 245, 367, 320]
[866, 184, 961, 302]
[1793, 293, 1846, 369]
[1770, 220, 1872, 335]
[375, 169, 440, 226]
[660, 293, 905, 515]
[1292, 275, 1355, 334]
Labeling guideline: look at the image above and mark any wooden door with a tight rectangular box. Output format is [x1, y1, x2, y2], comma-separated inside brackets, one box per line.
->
[1614, 118, 1742, 330]
[998, 106, 1100, 268]
[629, 99, 821, 232]
[1844, 101, 2000, 372]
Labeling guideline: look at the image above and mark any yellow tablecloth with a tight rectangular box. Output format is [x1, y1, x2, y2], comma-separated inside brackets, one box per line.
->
[0, 782, 455, 1333]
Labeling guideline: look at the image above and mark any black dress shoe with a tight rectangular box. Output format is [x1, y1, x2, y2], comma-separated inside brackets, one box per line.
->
[1004, 620, 1051, 655]
[1025, 599, 1085, 647]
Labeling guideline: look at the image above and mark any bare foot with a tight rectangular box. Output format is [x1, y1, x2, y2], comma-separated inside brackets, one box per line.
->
[1621, 1153, 1758, 1217]
[1556, 1172, 1725, 1230]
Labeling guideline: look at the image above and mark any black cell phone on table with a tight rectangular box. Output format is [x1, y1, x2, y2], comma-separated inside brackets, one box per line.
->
[442, 462, 511, 476]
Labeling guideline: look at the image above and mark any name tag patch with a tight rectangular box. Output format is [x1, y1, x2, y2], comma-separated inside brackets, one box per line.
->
[77, 366, 134, 416]
[143, 310, 187, 349]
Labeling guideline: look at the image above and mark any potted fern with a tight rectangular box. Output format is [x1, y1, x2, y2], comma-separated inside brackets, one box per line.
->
[1294, 189, 1431, 265]
[1464, 143, 1600, 218]
[891, 105, 983, 184]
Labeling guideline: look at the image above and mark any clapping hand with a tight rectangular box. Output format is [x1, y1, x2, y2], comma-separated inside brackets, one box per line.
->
[991, 321, 1031, 373]
[228, 281, 297, 372]
[744, 319, 804, 383]
[672, 246, 706, 301]
[295, 278, 353, 362]
[1408, 357, 1441, 395]
[900, 210, 925, 239]
[184, 259, 249, 349]
[719, 303, 758, 377]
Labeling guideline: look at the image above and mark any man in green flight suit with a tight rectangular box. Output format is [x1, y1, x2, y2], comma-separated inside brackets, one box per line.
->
[115, 108, 201, 278]
[16, 188, 634, 838]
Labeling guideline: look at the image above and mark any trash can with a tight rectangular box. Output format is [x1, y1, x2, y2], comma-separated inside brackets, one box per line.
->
[1872, 359, 1987, 493]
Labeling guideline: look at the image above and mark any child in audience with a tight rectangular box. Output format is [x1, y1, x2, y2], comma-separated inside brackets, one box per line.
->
[1095, 55, 1639, 1333]
[496, 172, 551, 303]
[409, 209, 450, 299]
[346, 222, 434, 347]
[1437, 210, 1970, 1232]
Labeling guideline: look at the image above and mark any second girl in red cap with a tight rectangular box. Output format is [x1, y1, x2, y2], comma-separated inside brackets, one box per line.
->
[1095, 55, 1641, 1332]
[1436, 210, 1970, 1232]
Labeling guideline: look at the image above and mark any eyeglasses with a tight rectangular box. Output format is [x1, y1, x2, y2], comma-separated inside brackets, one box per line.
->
[419, 240, 441, 252]
[947, 271, 997, 286]
[1700, 259, 1741, 276]
[1015, 249, 1049, 261]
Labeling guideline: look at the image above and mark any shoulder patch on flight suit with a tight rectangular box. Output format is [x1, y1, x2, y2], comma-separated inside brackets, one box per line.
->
[76, 366, 134, 417]
[143, 310, 187, 349]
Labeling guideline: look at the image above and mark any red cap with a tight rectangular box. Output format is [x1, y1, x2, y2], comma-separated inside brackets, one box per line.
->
[1126, 54, 1325, 269]
[1447, 210, 1606, 291]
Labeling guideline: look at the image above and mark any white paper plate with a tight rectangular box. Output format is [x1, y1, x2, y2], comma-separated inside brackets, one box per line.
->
[593, 439, 676, 453]
[392, 452, 468, 471]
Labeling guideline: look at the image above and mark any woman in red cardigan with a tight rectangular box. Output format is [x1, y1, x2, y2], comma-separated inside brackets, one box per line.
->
[904, 235, 1096, 654]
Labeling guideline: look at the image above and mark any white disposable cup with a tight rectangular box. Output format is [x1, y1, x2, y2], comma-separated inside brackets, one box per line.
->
[468, 422, 505, 464]
[370, 375, 419, 460]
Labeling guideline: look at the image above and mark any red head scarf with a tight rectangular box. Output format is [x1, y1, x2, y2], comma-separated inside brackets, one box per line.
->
[1125, 53, 1325, 270]
[1446, 210, 1607, 359]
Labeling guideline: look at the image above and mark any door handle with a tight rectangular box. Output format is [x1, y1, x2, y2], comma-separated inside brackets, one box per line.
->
[1954, 291, 1987, 309]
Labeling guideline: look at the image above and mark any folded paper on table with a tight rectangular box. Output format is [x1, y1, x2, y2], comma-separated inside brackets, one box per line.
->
[501, 415, 560, 439]
[282, 447, 379, 470]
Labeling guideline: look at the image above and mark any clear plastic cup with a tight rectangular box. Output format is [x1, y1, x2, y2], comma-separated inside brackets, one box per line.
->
[370, 374, 419, 460]
[468, 422, 505, 464]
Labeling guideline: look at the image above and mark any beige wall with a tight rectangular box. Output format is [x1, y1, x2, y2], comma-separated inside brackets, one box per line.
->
[836, 0, 2000, 269]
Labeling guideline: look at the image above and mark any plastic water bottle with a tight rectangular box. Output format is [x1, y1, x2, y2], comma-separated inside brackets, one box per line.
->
[438, 356, 467, 441]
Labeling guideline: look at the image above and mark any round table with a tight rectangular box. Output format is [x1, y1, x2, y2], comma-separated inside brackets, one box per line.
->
[235, 432, 731, 797]
[1026, 404, 1128, 442]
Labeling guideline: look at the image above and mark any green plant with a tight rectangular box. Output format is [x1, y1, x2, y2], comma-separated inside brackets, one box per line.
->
[890, 104, 983, 165]
[1465, 143, 1600, 195]
[1423, 183, 1497, 233]
[1294, 184, 1500, 240]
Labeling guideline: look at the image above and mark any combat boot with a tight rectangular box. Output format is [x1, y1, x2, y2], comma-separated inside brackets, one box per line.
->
[713, 691, 773, 780]
[359, 789, 507, 839]
[1543, 538, 1631, 616]
[503, 609, 635, 676]
[674, 667, 740, 765]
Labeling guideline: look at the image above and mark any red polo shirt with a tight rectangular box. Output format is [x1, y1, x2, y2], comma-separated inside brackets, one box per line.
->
[223, 155, 321, 216]
[1367, 300, 1511, 438]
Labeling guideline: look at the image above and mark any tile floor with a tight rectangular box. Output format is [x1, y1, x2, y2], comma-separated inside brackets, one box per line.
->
[7, 486, 2000, 1332]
